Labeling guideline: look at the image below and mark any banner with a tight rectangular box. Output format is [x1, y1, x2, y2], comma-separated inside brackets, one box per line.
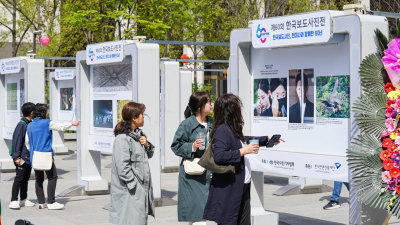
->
[1, 57, 21, 74]
[4, 74, 24, 128]
[55, 69, 75, 80]
[86, 40, 124, 65]
[252, 11, 332, 49]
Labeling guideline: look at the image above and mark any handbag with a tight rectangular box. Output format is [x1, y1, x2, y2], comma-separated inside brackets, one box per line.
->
[30, 124, 52, 171]
[183, 158, 206, 175]
[198, 125, 235, 174]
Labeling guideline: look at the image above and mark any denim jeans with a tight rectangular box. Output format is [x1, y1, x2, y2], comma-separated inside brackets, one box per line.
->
[330, 181, 350, 202]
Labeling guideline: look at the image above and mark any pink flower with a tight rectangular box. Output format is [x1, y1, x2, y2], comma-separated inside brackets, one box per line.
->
[382, 37, 400, 74]
[395, 161, 400, 168]
[396, 137, 400, 146]
[383, 171, 392, 182]
[382, 130, 391, 138]
[393, 151, 400, 159]
[387, 118, 395, 132]
[387, 108, 394, 118]
[388, 179, 398, 190]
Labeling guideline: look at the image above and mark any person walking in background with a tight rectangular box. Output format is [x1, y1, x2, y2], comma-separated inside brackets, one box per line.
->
[323, 181, 350, 210]
[171, 92, 213, 225]
[203, 94, 283, 225]
[9, 102, 36, 209]
[26, 103, 81, 210]
[109, 102, 155, 225]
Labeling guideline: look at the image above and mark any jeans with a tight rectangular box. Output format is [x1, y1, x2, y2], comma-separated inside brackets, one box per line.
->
[11, 162, 32, 201]
[35, 162, 58, 204]
[330, 181, 349, 202]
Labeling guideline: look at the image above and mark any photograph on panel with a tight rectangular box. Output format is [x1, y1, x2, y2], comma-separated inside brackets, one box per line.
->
[289, 69, 302, 123]
[117, 100, 131, 123]
[93, 100, 113, 128]
[302, 69, 315, 124]
[60, 88, 74, 111]
[253, 78, 287, 117]
[7, 82, 17, 110]
[316, 75, 350, 118]
[20, 79, 24, 116]
[92, 64, 132, 92]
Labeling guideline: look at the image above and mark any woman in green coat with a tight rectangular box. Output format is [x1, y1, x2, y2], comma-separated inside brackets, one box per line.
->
[171, 92, 213, 225]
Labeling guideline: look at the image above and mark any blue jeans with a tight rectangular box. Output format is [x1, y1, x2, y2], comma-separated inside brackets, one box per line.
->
[330, 181, 349, 202]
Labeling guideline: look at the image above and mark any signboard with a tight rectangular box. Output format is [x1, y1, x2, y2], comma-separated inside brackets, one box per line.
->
[1, 57, 21, 74]
[86, 40, 124, 65]
[252, 11, 332, 49]
[250, 34, 351, 182]
[88, 135, 115, 153]
[55, 69, 75, 80]
[4, 74, 24, 128]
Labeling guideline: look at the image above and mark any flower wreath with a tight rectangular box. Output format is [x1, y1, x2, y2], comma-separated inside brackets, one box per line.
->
[347, 30, 400, 218]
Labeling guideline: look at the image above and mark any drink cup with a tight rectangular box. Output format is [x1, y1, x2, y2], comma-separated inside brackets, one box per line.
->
[197, 132, 206, 150]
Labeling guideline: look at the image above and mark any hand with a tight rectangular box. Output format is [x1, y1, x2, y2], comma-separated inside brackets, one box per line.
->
[256, 101, 262, 116]
[240, 143, 259, 156]
[14, 158, 21, 166]
[192, 139, 204, 150]
[268, 136, 286, 146]
[271, 96, 279, 117]
[139, 136, 149, 148]
[71, 120, 81, 126]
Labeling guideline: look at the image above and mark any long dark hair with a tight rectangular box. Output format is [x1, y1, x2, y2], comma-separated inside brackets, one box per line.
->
[33, 103, 48, 119]
[210, 93, 245, 142]
[184, 92, 209, 119]
[114, 102, 146, 136]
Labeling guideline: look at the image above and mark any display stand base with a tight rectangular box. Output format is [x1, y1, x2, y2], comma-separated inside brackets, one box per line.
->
[58, 185, 87, 197]
[53, 146, 69, 155]
[273, 177, 333, 196]
[0, 160, 15, 172]
[252, 207, 279, 225]
[62, 153, 76, 160]
[264, 175, 275, 184]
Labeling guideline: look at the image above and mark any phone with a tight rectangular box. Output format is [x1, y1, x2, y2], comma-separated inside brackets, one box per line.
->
[266, 135, 281, 148]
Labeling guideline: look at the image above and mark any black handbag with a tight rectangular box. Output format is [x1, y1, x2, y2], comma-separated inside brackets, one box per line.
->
[198, 135, 235, 174]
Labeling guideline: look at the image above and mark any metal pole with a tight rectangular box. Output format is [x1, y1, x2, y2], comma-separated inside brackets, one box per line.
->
[33, 33, 36, 54]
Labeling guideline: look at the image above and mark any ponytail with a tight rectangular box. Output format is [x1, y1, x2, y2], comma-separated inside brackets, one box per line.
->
[184, 92, 209, 119]
[184, 104, 193, 119]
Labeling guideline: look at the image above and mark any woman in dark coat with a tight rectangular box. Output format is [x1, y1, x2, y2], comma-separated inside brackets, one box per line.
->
[171, 92, 213, 225]
[203, 94, 283, 225]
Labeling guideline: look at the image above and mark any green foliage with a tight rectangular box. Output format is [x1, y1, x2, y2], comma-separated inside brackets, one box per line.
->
[315, 76, 350, 118]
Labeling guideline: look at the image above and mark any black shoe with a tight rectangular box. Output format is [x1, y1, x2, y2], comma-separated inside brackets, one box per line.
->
[323, 200, 340, 210]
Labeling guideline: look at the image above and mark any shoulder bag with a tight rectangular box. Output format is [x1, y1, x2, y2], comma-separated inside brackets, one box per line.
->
[197, 125, 235, 174]
[182, 126, 212, 175]
[30, 124, 52, 171]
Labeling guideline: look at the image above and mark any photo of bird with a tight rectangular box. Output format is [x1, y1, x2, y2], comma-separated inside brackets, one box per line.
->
[317, 77, 345, 115]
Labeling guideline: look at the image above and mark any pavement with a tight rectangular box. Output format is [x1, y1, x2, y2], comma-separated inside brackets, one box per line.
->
[0, 140, 399, 225]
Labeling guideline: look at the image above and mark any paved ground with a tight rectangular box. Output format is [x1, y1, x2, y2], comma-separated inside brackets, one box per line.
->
[0, 140, 399, 225]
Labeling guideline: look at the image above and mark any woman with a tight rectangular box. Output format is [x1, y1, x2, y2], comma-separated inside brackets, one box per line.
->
[109, 102, 155, 225]
[25, 103, 81, 210]
[171, 92, 213, 225]
[255, 78, 287, 117]
[289, 72, 314, 123]
[203, 94, 283, 225]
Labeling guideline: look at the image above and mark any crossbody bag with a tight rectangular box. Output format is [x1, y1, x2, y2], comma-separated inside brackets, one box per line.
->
[30, 123, 52, 171]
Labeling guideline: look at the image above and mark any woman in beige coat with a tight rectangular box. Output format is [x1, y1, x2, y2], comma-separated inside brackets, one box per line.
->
[109, 102, 155, 225]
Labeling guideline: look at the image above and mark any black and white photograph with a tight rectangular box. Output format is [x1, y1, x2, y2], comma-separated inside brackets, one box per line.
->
[93, 100, 113, 128]
[93, 64, 132, 92]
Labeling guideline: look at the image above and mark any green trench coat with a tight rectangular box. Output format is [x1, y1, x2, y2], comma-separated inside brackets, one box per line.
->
[171, 115, 213, 222]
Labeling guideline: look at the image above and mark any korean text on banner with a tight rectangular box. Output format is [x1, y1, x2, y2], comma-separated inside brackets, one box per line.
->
[252, 11, 331, 49]
[0, 57, 21, 74]
[55, 69, 75, 80]
[86, 40, 124, 65]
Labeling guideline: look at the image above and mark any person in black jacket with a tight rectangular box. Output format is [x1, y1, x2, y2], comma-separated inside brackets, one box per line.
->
[9, 102, 36, 209]
[289, 72, 314, 123]
[203, 94, 283, 225]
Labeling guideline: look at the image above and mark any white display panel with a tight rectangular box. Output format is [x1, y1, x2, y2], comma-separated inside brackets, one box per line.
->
[89, 63, 133, 136]
[57, 79, 76, 122]
[251, 36, 350, 157]
[4, 73, 24, 128]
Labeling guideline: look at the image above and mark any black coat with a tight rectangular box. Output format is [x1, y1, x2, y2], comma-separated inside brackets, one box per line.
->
[11, 117, 31, 164]
[203, 124, 268, 225]
[288, 99, 314, 123]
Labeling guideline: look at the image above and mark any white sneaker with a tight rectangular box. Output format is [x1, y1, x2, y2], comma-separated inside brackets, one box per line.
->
[38, 204, 46, 209]
[9, 201, 21, 209]
[20, 199, 35, 207]
[47, 202, 64, 210]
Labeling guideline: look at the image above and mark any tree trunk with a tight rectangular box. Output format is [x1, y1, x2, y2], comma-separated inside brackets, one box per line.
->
[12, 1, 16, 57]
[164, 32, 170, 57]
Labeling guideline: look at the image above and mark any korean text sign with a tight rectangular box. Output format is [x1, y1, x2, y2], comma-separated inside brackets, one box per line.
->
[86, 40, 124, 65]
[0, 57, 21, 74]
[252, 11, 331, 49]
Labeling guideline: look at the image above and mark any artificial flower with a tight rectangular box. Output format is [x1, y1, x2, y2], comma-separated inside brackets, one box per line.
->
[387, 108, 394, 118]
[396, 137, 400, 146]
[388, 90, 400, 100]
[397, 185, 400, 195]
[383, 171, 392, 182]
[386, 118, 395, 132]
[389, 143, 399, 152]
[386, 83, 396, 93]
[395, 161, 400, 168]
[388, 100, 395, 108]
[388, 179, 398, 190]
[381, 150, 391, 161]
[383, 159, 394, 170]
[393, 155, 400, 162]
[382, 37, 400, 74]
[392, 151, 400, 159]
[391, 132, 399, 141]
[382, 130, 391, 138]
[391, 167, 400, 179]
[383, 138, 393, 148]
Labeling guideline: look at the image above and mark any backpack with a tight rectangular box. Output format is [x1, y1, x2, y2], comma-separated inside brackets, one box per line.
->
[9, 120, 28, 156]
